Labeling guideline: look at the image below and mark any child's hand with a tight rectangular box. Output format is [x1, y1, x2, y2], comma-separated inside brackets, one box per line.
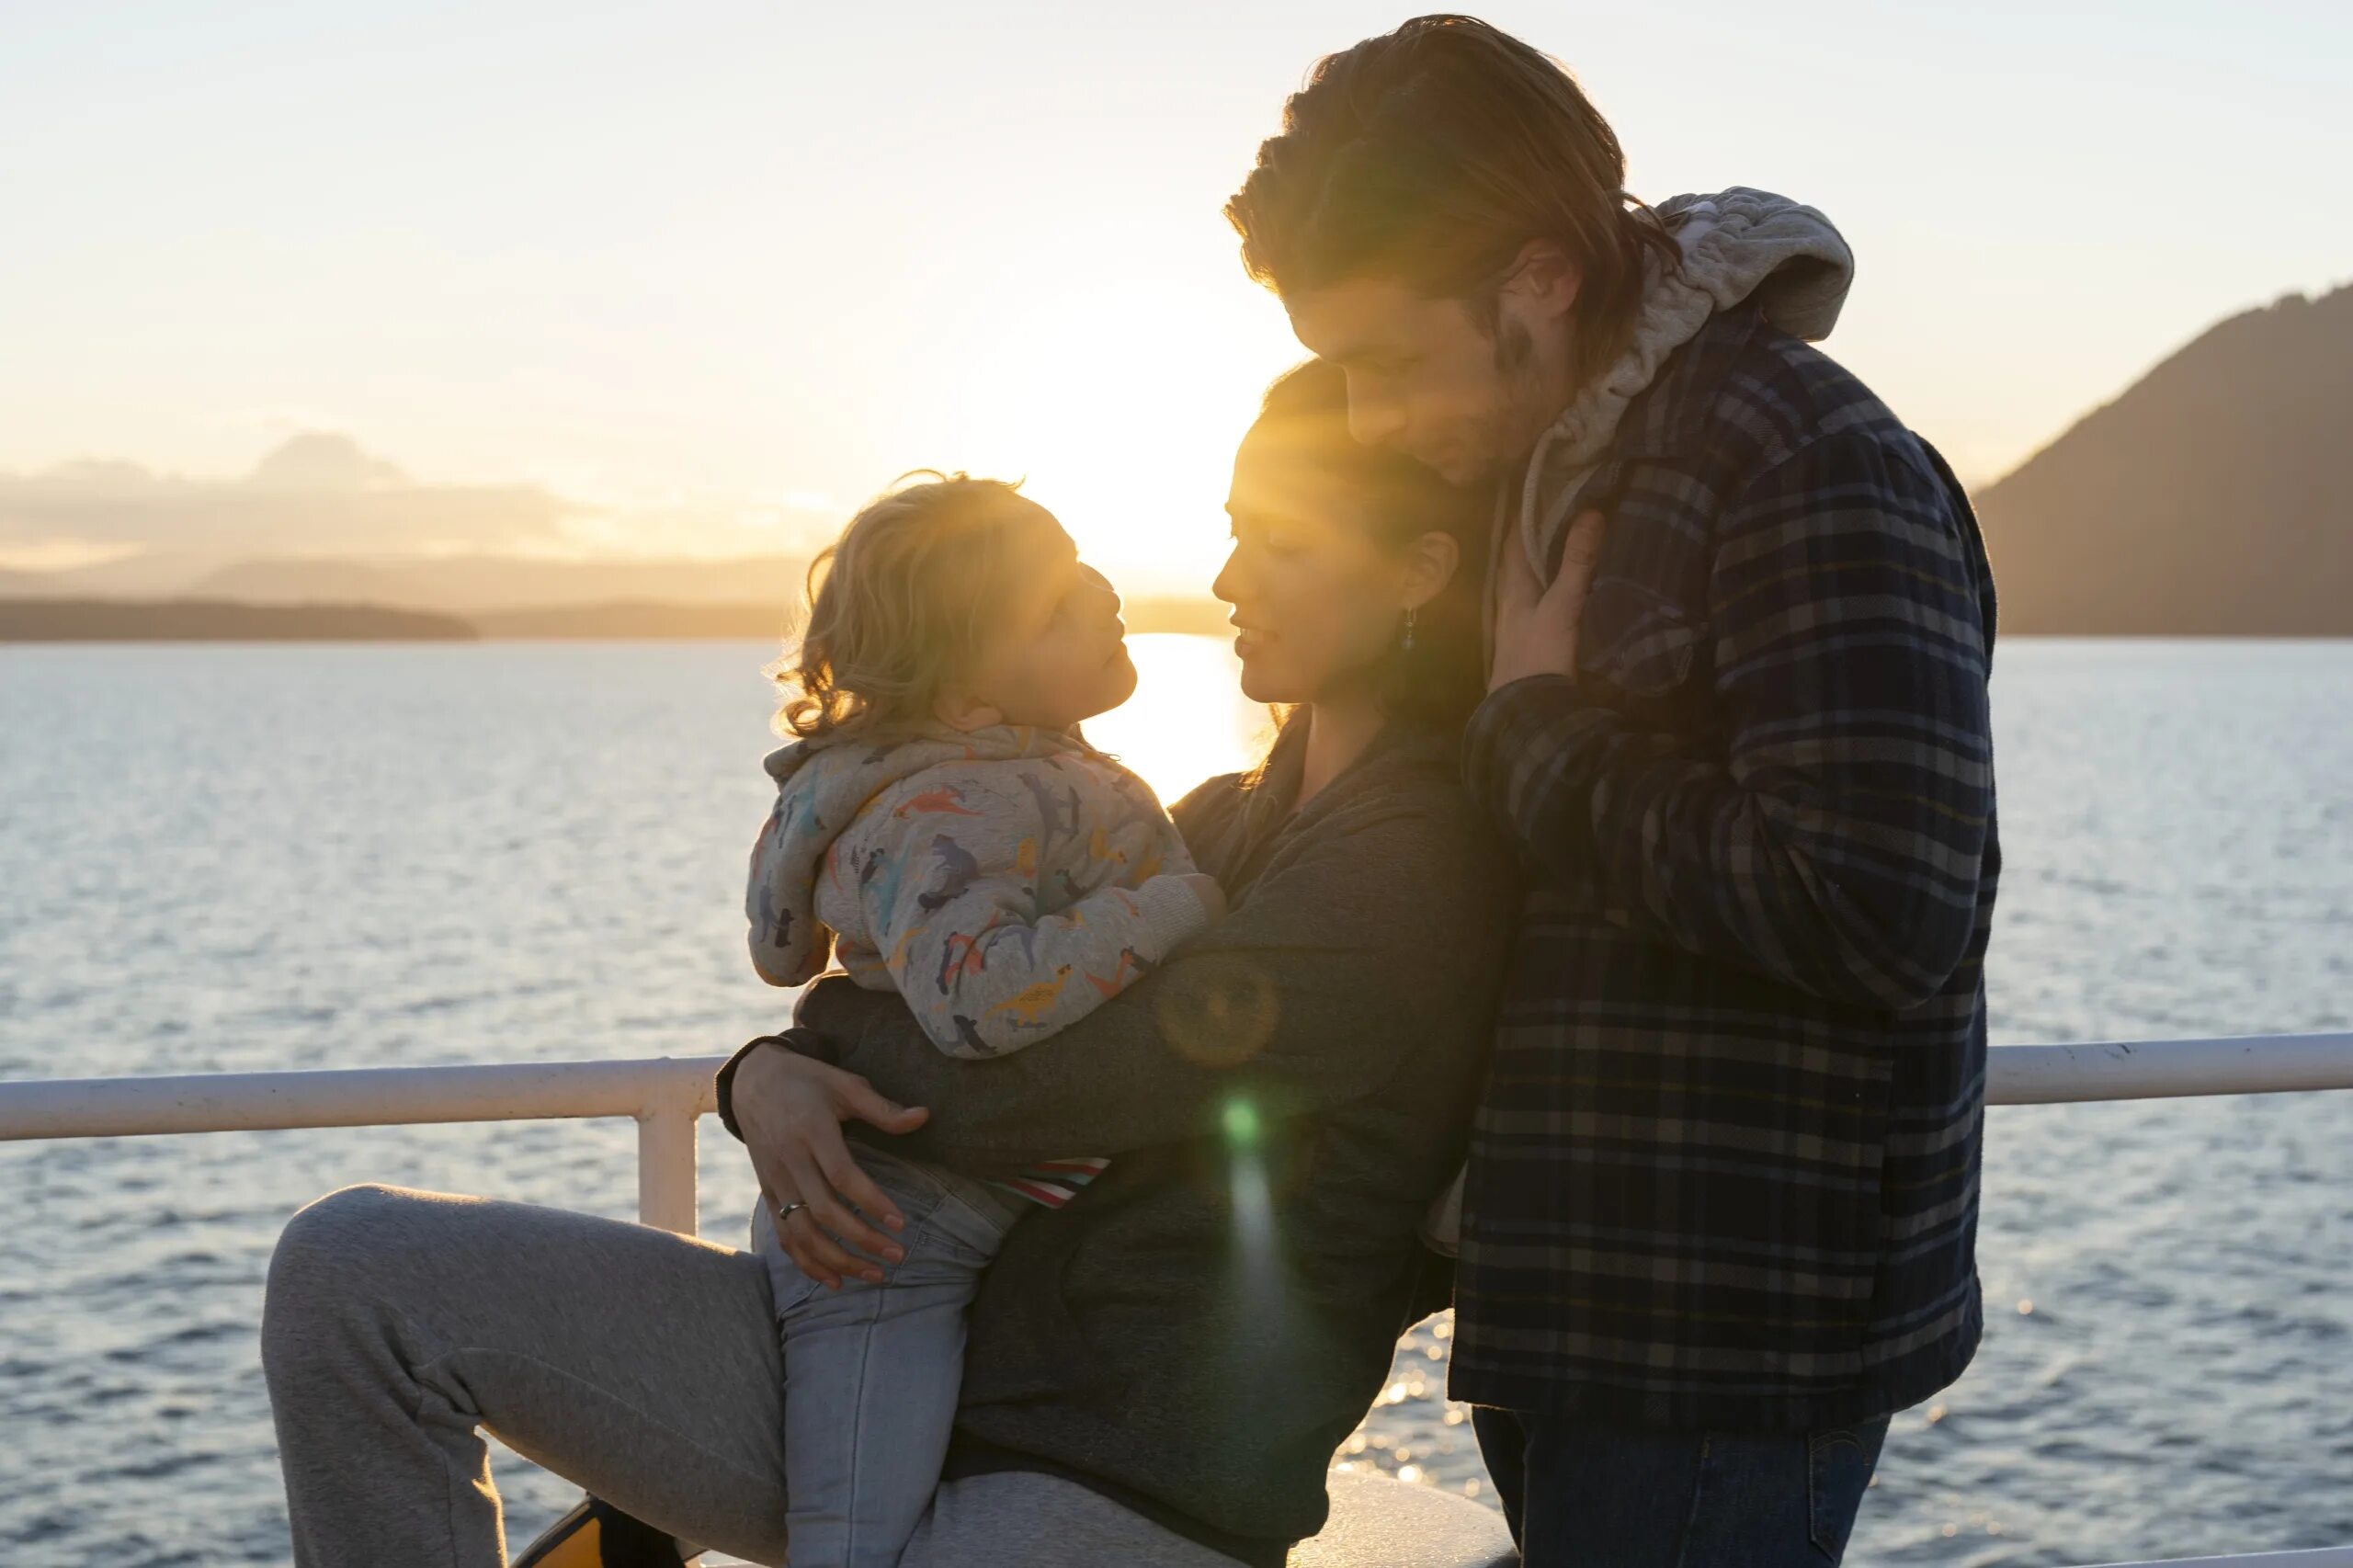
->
[1178, 872, 1228, 922]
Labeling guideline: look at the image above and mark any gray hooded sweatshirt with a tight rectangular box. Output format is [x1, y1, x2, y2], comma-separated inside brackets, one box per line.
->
[746, 721, 1215, 1060]
[1498, 186, 1855, 614]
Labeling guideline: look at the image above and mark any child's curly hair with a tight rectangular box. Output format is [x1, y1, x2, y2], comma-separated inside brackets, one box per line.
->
[769, 472, 1058, 742]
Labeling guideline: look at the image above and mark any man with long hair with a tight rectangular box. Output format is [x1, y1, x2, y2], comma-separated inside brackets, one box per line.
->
[1227, 17, 2001, 1564]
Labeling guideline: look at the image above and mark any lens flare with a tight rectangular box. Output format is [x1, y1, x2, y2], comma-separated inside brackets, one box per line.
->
[1222, 1096, 1262, 1149]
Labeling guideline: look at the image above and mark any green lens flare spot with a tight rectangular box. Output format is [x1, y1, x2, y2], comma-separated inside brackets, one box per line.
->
[1222, 1097, 1261, 1148]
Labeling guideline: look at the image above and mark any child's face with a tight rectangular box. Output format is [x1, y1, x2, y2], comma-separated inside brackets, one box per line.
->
[940, 513, 1136, 733]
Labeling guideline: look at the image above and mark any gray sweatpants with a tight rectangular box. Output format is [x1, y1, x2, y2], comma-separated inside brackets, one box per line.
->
[258, 1182, 1245, 1568]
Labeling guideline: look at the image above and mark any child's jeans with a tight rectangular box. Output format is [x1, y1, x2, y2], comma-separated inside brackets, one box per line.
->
[747, 1142, 1028, 1568]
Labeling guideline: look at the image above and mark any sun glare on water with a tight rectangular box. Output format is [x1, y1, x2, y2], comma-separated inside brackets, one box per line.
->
[1086, 634, 1274, 807]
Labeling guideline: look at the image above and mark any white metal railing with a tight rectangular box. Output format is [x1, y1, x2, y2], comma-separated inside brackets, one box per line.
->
[2071, 1554, 2353, 1568]
[2, 1031, 2349, 1568]
[1980, 1033, 2353, 1105]
[5, 1033, 2349, 1236]
[0, 1053, 722, 1234]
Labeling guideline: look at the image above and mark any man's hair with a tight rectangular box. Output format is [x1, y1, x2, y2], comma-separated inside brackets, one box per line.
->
[771, 472, 1057, 742]
[1224, 15, 1680, 383]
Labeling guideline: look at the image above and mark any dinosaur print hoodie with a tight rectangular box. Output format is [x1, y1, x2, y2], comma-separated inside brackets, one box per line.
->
[746, 721, 1218, 1058]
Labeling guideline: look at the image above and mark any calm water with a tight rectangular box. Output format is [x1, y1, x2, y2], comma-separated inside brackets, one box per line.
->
[2, 636, 2347, 1566]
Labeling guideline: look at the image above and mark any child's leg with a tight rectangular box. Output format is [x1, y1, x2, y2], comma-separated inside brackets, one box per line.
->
[761, 1147, 1025, 1568]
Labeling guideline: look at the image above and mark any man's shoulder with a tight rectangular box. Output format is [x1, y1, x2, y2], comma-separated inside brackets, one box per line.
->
[1630, 307, 1915, 486]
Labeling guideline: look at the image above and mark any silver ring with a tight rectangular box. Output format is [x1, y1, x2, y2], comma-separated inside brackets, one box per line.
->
[777, 1199, 807, 1220]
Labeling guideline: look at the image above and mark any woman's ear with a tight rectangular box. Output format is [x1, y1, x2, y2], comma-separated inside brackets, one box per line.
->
[1399, 529, 1463, 613]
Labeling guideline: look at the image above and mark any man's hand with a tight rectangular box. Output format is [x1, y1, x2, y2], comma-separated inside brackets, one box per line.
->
[732, 1040, 929, 1289]
[1489, 508, 1608, 693]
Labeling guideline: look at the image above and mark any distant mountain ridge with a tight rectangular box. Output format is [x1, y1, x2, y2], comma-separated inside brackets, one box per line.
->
[0, 551, 812, 611]
[0, 592, 1229, 642]
[190, 552, 812, 612]
[0, 598, 474, 642]
[6, 283, 2347, 638]
[1972, 282, 2352, 635]
[469, 601, 792, 639]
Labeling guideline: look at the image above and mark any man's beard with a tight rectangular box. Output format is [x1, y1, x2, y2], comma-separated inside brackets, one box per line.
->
[1449, 316, 1555, 486]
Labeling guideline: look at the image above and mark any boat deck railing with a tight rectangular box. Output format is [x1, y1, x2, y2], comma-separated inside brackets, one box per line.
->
[4, 1031, 2350, 1568]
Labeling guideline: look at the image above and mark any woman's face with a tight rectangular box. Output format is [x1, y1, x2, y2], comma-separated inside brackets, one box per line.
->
[1213, 429, 1413, 706]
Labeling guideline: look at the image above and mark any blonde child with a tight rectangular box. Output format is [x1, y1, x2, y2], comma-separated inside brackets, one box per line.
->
[741, 472, 1223, 1568]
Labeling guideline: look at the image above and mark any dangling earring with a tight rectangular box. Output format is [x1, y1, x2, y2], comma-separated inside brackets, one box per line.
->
[1402, 607, 1417, 652]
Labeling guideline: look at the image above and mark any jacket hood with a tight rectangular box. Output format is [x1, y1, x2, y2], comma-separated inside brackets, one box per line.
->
[1509, 187, 1854, 578]
[746, 722, 1085, 987]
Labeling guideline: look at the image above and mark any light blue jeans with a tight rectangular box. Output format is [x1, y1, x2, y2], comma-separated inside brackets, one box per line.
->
[747, 1142, 1029, 1568]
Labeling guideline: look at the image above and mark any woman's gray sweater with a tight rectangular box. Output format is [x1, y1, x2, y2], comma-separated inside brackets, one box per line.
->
[780, 718, 1518, 1563]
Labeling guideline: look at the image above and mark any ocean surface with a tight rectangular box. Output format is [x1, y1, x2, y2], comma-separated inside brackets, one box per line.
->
[1, 635, 2347, 1567]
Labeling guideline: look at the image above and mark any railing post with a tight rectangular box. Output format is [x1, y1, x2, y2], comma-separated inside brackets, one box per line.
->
[637, 1103, 699, 1236]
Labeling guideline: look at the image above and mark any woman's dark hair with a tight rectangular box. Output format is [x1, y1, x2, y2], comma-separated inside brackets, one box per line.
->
[1250, 358, 1490, 736]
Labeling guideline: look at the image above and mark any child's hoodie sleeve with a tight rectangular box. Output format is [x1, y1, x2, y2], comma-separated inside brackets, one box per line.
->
[746, 789, 831, 988]
[859, 773, 1216, 1058]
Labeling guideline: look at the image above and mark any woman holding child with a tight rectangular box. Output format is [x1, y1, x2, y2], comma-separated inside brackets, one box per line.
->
[258, 359, 1517, 1568]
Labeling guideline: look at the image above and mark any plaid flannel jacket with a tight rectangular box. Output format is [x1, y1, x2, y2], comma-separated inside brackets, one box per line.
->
[1451, 304, 2001, 1430]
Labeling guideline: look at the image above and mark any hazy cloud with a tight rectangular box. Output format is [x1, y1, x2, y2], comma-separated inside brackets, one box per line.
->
[0, 434, 585, 558]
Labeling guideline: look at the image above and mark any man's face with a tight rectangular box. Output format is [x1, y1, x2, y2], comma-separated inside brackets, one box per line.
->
[1285, 274, 1563, 487]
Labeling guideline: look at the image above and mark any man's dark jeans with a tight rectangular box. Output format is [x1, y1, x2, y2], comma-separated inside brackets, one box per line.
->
[1472, 1407, 1890, 1566]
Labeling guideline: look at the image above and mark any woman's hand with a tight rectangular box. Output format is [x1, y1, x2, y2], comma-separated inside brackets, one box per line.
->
[1489, 508, 1608, 693]
[731, 1040, 930, 1289]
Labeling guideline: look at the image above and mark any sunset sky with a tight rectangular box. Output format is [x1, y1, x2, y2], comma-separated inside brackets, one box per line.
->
[3, 1, 2347, 591]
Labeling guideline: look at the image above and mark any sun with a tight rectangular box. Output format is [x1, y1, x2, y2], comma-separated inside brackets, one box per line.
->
[930, 277, 1303, 600]
[1085, 633, 1277, 806]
